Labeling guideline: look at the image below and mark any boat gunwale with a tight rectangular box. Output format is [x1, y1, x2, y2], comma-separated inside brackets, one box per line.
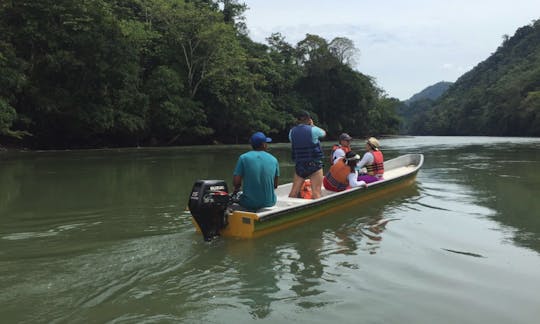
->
[255, 153, 424, 222]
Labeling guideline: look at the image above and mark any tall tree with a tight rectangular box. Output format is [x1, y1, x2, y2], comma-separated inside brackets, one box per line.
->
[294, 34, 377, 137]
[329, 37, 358, 67]
[153, 1, 244, 99]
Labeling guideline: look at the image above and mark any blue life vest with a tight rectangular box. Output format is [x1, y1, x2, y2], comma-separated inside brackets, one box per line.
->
[290, 124, 323, 162]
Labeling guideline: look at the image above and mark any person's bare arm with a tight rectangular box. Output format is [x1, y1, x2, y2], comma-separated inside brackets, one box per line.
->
[233, 175, 242, 192]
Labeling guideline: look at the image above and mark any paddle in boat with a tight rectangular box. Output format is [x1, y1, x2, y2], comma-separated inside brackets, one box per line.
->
[187, 153, 424, 241]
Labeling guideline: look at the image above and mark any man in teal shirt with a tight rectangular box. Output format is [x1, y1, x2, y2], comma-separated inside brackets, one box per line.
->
[233, 132, 280, 210]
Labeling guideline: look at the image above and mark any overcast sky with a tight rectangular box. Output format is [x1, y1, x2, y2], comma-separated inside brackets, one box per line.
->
[241, 0, 540, 100]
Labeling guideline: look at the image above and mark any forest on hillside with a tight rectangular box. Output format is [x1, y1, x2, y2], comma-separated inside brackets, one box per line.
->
[401, 19, 540, 136]
[0, 0, 400, 149]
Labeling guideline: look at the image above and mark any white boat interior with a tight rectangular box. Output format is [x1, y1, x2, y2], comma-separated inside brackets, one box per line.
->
[255, 154, 424, 219]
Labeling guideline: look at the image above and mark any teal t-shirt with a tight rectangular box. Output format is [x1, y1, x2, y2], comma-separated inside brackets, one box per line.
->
[233, 150, 280, 210]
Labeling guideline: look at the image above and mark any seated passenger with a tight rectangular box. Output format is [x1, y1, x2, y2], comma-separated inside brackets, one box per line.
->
[331, 133, 353, 165]
[233, 132, 280, 211]
[323, 151, 366, 192]
[356, 137, 384, 184]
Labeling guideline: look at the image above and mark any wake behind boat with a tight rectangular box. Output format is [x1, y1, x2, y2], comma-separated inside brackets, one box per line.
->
[188, 153, 424, 240]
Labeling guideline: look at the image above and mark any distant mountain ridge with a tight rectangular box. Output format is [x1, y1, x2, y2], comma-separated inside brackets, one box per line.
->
[405, 81, 453, 104]
[405, 19, 540, 136]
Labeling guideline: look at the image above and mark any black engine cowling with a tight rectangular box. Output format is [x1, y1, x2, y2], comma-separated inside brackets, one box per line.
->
[188, 180, 231, 241]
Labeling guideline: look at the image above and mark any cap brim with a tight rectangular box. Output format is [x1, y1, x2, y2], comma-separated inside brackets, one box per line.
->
[265, 137, 272, 143]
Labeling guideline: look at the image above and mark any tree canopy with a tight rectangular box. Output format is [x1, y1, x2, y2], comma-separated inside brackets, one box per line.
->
[0, 0, 401, 148]
[400, 20, 540, 136]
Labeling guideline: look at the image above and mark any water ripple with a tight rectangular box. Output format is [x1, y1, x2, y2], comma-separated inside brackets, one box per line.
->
[441, 248, 485, 258]
[2, 222, 102, 241]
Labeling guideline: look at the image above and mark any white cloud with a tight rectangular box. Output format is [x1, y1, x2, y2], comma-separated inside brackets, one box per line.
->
[442, 63, 470, 73]
[242, 0, 540, 100]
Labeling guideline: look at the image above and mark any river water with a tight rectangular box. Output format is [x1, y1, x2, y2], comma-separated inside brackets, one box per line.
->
[1, 136, 540, 323]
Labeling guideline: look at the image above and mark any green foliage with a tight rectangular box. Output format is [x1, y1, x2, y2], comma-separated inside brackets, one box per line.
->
[294, 35, 385, 138]
[398, 99, 435, 135]
[0, 0, 401, 148]
[146, 65, 212, 144]
[0, 99, 15, 134]
[368, 97, 401, 135]
[0, 38, 27, 138]
[329, 37, 358, 67]
[405, 21, 540, 136]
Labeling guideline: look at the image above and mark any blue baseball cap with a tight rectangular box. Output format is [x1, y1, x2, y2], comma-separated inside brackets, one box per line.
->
[250, 132, 272, 148]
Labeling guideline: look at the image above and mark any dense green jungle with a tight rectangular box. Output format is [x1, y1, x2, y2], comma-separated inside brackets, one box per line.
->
[399, 19, 540, 136]
[1, 1, 539, 149]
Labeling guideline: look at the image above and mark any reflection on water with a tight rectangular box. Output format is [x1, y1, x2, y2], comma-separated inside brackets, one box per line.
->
[215, 185, 422, 319]
[409, 141, 540, 252]
[1, 137, 540, 323]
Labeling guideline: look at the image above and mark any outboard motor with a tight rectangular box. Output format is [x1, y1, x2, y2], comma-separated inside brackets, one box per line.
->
[188, 180, 231, 241]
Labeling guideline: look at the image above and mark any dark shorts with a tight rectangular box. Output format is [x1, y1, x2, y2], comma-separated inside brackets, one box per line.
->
[295, 160, 323, 179]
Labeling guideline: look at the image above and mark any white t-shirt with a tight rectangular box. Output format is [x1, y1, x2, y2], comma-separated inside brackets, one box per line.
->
[347, 172, 366, 188]
[356, 152, 374, 170]
[332, 148, 346, 164]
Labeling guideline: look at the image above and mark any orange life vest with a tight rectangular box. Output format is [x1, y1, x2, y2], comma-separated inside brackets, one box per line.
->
[366, 150, 384, 176]
[299, 179, 312, 199]
[330, 144, 351, 164]
[324, 159, 351, 191]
